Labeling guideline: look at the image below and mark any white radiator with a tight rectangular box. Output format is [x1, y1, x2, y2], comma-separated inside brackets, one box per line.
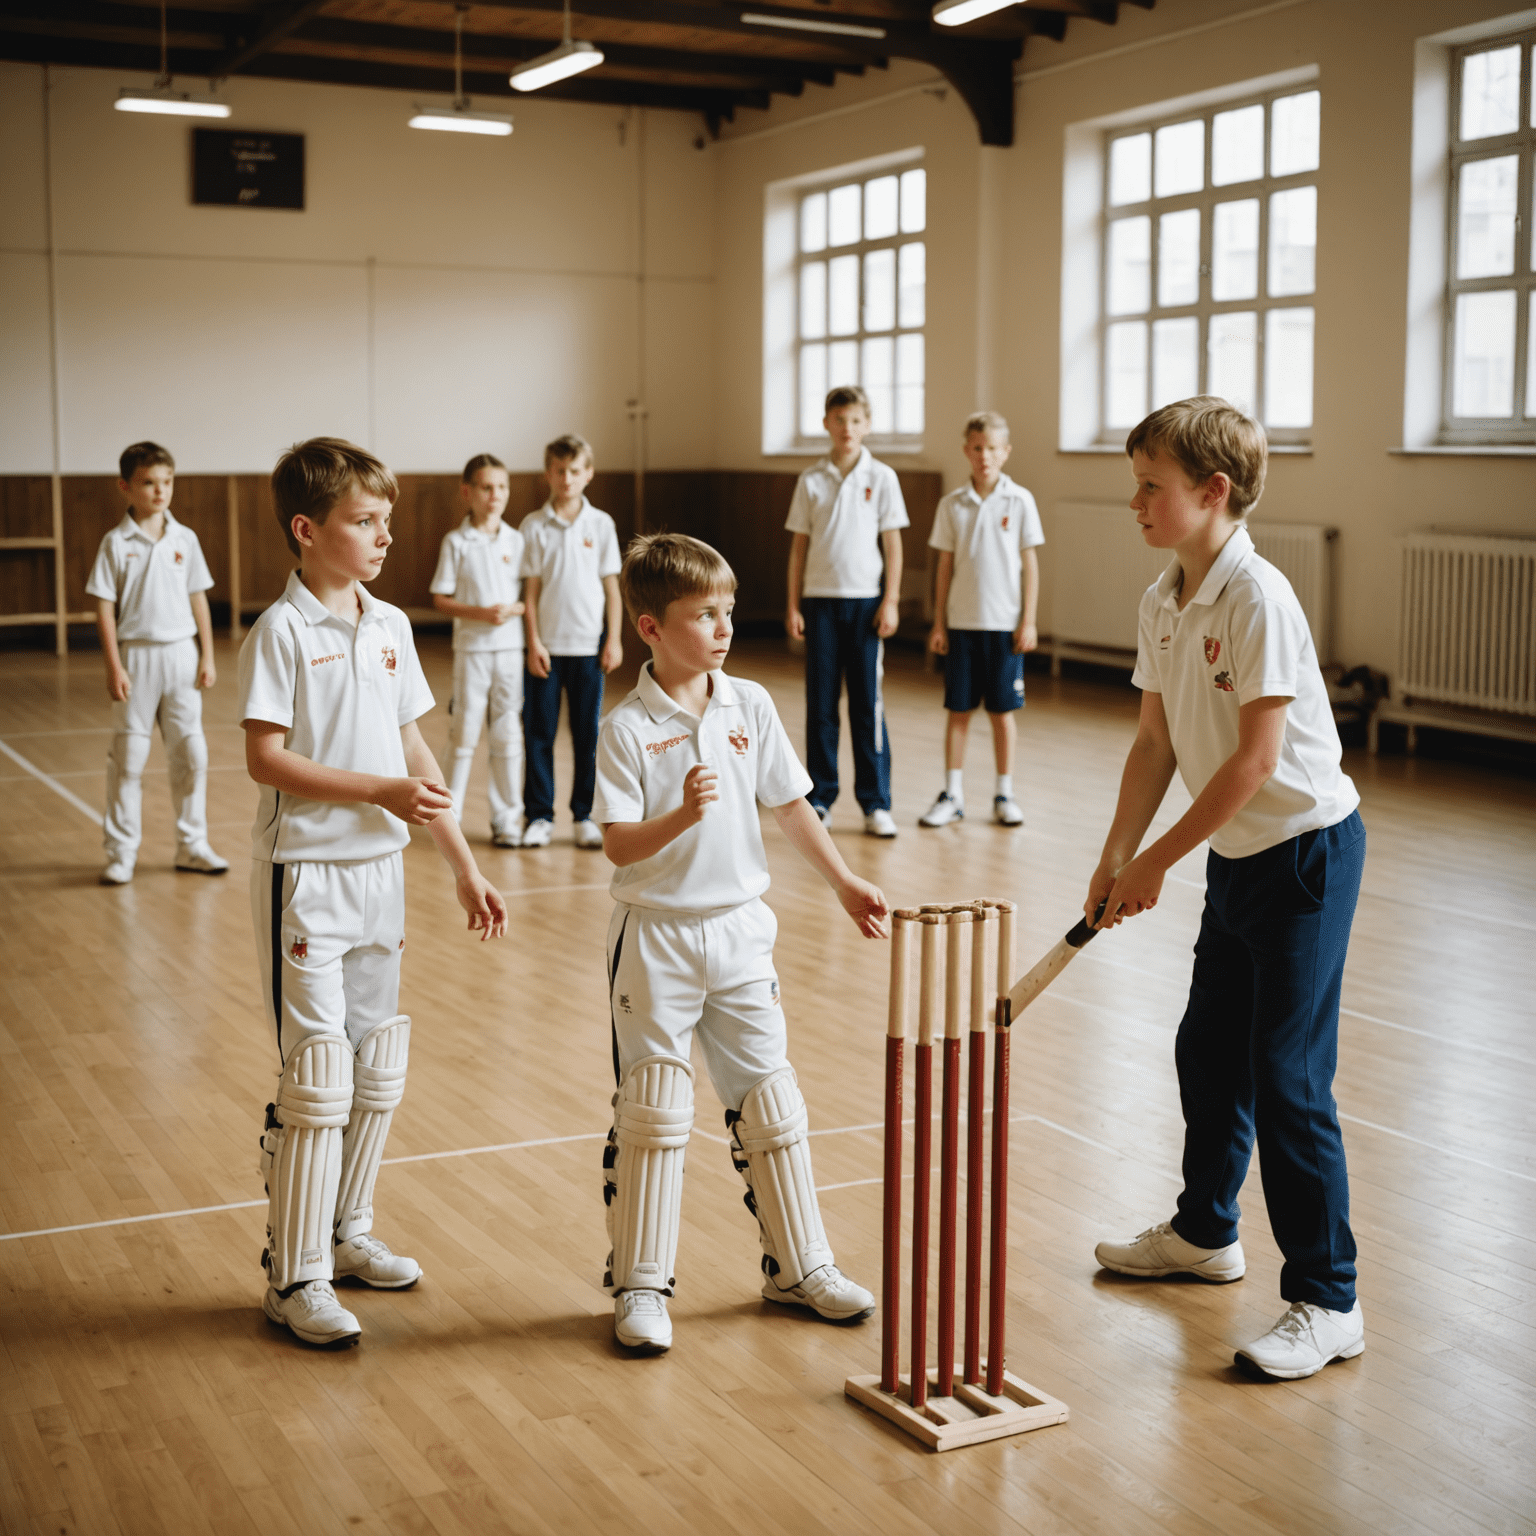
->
[1397, 533, 1536, 716]
[1048, 503, 1336, 663]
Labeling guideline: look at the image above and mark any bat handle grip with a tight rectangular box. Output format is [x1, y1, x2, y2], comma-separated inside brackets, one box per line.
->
[1063, 899, 1109, 949]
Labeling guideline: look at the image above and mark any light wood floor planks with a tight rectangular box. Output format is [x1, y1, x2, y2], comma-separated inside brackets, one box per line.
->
[1, 634, 1534, 1536]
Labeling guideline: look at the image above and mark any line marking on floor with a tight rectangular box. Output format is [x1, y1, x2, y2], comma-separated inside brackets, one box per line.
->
[0, 738, 104, 826]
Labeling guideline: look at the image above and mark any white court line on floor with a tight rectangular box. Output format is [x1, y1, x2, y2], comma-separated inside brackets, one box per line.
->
[0, 764, 249, 783]
[1337, 1113, 1536, 1184]
[1339, 1007, 1536, 1068]
[0, 738, 104, 826]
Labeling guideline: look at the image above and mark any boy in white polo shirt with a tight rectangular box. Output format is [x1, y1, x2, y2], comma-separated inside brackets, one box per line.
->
[430, 452, 526, 846]
[1084, 398, 1367, 1382]
[87, 440, 227, 885]
[594, 532, 887, 1353]
[784, 384, 908, 838]
[920, 412, 1043, 830]
[520, 433, 623, 850]
[240, 437, 507, 1349]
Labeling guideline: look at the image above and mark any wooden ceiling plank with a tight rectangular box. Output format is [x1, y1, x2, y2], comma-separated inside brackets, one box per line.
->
[213, 0, 329, 77]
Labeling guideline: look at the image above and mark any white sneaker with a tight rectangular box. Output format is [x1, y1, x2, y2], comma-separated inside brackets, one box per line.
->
[810, 803, 832, 829]
[521, 818, 553, 848]
[993, 796, 1024, 827]
[762, 1264, 875, 1323]
[262, 1280, 362, 1347]
[175, 844, 229, 874]
[614, 1289, 672, 1352]
[864, 808, 898, 839]
[1094, 1220, 1246, 1283]
[333, 1233, 422, 1290]
[1237, 1300, 1364, 1379]
[101, 859, 134, 886]
[573, 819, 604, 850]
[491, 826, 523, 848]
[919, 791, 964, 828]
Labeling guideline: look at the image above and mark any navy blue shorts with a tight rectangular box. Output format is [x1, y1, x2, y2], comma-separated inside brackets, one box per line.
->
[942, 630, 1024, 714]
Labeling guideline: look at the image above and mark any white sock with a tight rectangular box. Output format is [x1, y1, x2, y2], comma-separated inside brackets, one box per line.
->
[995, 774, 1013, 800]
[945, 769, 964, 800]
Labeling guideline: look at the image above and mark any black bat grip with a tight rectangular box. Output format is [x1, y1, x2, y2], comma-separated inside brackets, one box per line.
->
[1064, 900, 1108, 949]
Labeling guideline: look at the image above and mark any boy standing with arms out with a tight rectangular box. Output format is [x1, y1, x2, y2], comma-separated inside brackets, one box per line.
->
[240, 438, 507, 1348]
[430, 453, 526, 846]
[1086, 399, 1366, 1381]
[88, 441, 227, 885]
[594, 532, 885, 1353]
[784, 385, 908, 839]
[520, 434, 622, 850]
[920, 412, 1043, 830]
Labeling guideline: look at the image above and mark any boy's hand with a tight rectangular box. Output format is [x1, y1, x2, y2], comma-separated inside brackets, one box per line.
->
[839, 876, 890, 939]
[197, 656, 217, 689]
[455, 869, 508, 940]
[927, 624, 949, 656]
[376, 776, 453, 825]
[600, 635, 624, 674]
[1092, 851, 1165, 927]
[527, 639, 552, 679]
[1013, 622, 1038, 655]
[875, 597, 900, 638]
[106, 666, 131, 703]
[785, 607, 805, 641]
[681, 763, 719, 824]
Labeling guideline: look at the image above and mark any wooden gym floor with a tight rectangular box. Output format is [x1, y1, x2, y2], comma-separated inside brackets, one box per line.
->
[1, 634, 1533, 1536]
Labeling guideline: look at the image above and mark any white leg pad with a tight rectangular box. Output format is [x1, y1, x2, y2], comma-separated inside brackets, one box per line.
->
[604, 1054, 693, 1296]
[729, 1067, 833, 1289]
[259, 1035, 354, 1289]
[335, 1016, 410, 1243]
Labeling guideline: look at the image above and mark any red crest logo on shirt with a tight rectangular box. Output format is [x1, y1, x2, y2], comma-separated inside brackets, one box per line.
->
[728, 727, 749, 757]
[1001, 516, 1010, 531]
[1213, 670, 1235, 693]
[864, 486, 873, 502]
[1204, 637, 1221, 665]
[381, 645, 397, 676]
[502, 553, 512, 564]
[290, 937, 308, 961]
[583, 536, 594, 549]
[173, 549, 184, 565]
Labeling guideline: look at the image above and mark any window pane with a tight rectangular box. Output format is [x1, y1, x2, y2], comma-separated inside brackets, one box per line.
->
[1212, 103, 1264, 186]
[898, 241, 925, 328]
[1271, 90, 1320, 175]
[1528, 293, 1536, 416]
[896, 333, 925, 434]
[1151, 317, 1200, 409]
[1265, 307, 1314, 428]
[1208, 311, 1257, 416]
[1155, 119, 1204, 196]
[1212, 200, 1260, 300]
[1109, 133, 1151, 205]
[863, 248, 895, 332]
[1452, 289, 1516, 417]
[800, 192, 827, 254]
[1105, 321, 1148, 428]
[1107, 216, 1151, 315]
[828, 182, 861, 246]
[799, 344, 827, 437]
[1457, 156, 1518, 278]
[865, 174, 899, 240]
[1268, 186, 1317, 296]
[828, 254, 859, 335]
[862, 336, 894, 434]
[800, 261, 826, 339]
[1460, 45, 1521, 140]
[900, 168, 926, 233]
[828, 339, 859, 395]
[1158, 208, 1201, 306]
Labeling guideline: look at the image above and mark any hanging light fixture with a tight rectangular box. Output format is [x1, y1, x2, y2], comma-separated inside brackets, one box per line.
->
[410, 7, 514, 134]
[932, 0, 1020, 25]
[509, 0, 603, 93]
[116, 0, 231, 117]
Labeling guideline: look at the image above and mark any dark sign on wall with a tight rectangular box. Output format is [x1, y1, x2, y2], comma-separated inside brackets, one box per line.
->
[192, 129, 305, 209]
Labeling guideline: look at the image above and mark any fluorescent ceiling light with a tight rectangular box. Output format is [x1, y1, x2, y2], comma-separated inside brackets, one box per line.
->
[510, 38, 604, 91]
[932, 0, 1018, 23]
[740, 11, 887, 37]
[116, 88, 231, 117]
[409, 106, 513, 135]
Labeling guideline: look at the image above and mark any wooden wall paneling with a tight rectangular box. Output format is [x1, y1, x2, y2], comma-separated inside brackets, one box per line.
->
[0, 475, 57, 620]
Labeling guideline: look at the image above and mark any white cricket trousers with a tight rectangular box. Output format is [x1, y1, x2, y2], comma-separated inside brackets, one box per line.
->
[447, 649, 524, 836]
[104, 637, 208, 864]
[251, 853, 405, 1062]
[606, 898, 791, 1112]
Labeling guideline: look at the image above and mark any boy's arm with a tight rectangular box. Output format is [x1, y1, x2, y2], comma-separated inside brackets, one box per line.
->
[600, 574, 624, 673]
[602, 763, 717, 866]
[771, 797, 889, 938]
[1013, 547, 1040, 654]
[190, 590, 217, 687]
[523, 575, 550, 677]
[245, 720, 453, 824]
[400, 720, 507, 939]
[876, 528, 903, 638]
[927, 550, 954, 654]
[432, 592, 513, 625]
[785, 533, 809, 640]
[95, 600, 129, 701]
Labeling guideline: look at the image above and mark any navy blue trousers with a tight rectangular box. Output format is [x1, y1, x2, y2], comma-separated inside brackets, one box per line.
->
[1170, 811, 1366, 1310]
[802, 596, 890, 813]
[522, 653, 604, 823]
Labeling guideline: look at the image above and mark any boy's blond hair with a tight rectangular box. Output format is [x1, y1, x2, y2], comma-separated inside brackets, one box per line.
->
[544, 433, 593, 470]
[461, 452, 508, 483]
[824, 384, 870, 415]
[119, 441, 174, 480]
[620, 532, 736, 629]
[1126, 397, 1268, 518]
[272, 437, 398, 559]
[964, 411, 1009, 439]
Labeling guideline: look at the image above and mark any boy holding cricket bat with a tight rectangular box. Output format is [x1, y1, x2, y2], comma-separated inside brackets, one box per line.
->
[1084, 397, 1366, 1382]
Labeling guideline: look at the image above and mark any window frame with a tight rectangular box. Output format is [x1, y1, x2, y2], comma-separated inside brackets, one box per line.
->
[1442, 28, 1536, 444]
[1097, 83, 1320, 447]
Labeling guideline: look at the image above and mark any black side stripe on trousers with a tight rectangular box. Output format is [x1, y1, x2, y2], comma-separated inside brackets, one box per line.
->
[271, 862, 285, 1065]
[608, 912, 628, 1087]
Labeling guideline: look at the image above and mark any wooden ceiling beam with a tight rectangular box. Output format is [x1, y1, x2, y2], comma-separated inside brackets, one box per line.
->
[213, 0, 328, 78]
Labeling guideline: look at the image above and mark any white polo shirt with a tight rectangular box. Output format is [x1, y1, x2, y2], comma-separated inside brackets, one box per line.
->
[785, 448, 909, 599]
[429, 516, 525, 654]
[85, 510, 214, 642]
[928, 474, 1045, 632]
[238, 571, 436, 864]
[1132, 526, 1359, 860]
[593, 662, 813, 914]
[519, 500, 622, 656]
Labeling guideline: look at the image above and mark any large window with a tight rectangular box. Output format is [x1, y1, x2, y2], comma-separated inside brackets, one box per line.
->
[794, 165, 926, 446]
[1100, 86, 1320, 443]
[1445, 30, 1536, 440]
